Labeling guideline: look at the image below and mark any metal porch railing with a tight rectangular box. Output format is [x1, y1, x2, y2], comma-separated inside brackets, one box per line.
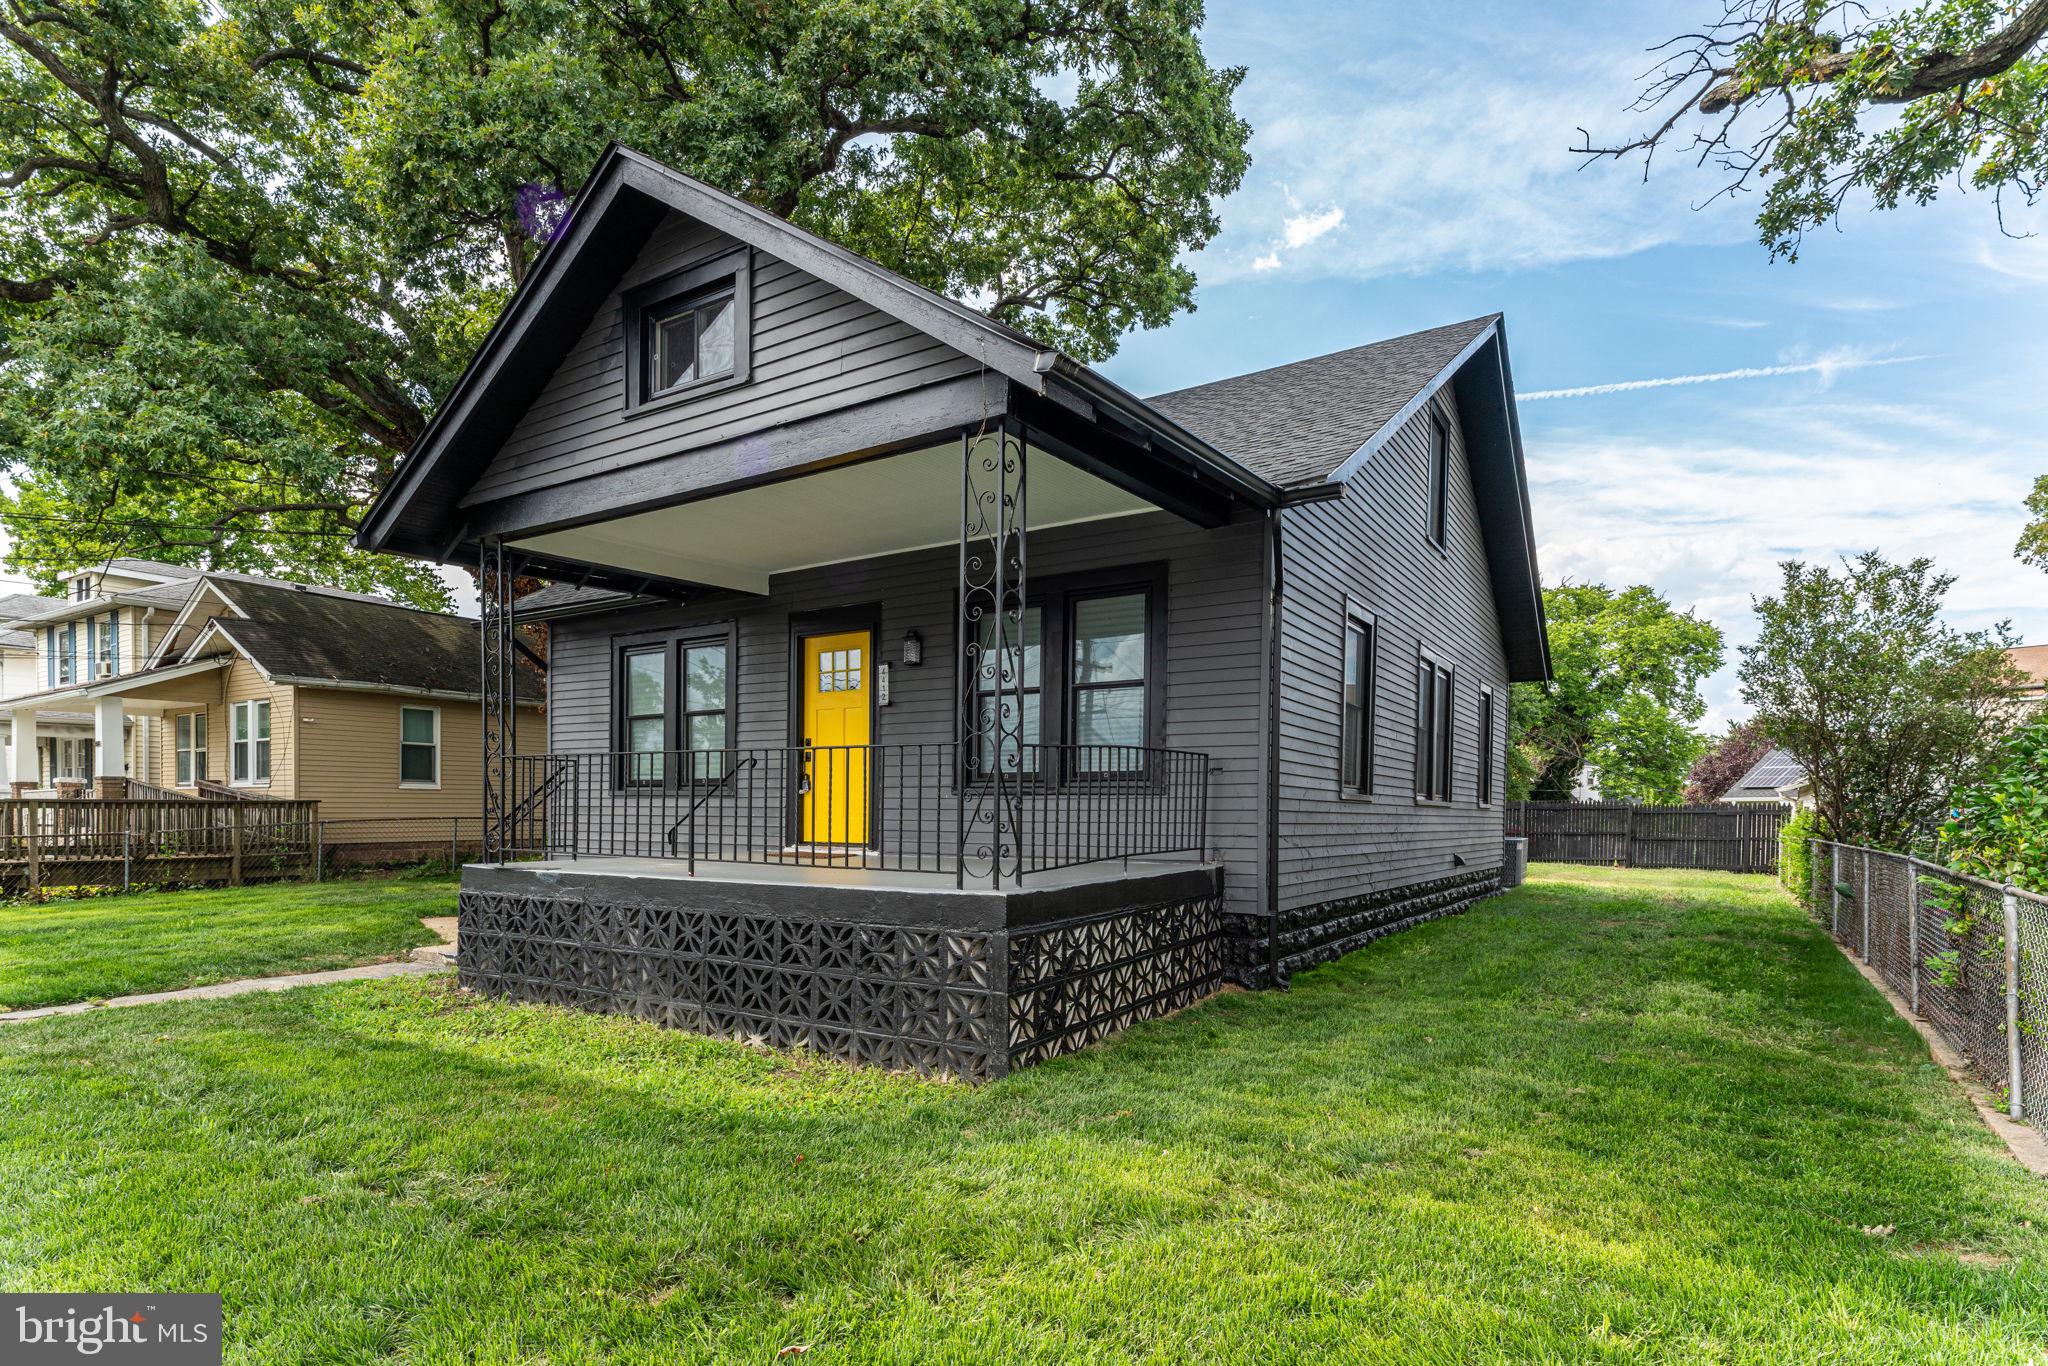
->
[498, 743, 1212, 886]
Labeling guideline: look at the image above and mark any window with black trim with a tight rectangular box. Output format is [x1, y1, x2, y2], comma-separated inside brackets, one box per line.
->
[1414, 653, 1453, 802]
[649, 286, 735, 396]
[1071, 591, 1148, 771]
[1477, 686, 1496, 806]
[615, 630, 732, 787]
[960, 566, 1163, 780]
[1426, 415, 1449, 549]
[972, 605, 1042, 774]
[1341, 612, 1375, 794]
[623, 250, 752, 411]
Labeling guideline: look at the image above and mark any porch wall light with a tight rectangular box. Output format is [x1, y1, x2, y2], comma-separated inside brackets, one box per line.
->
[902, 630, 923, 667]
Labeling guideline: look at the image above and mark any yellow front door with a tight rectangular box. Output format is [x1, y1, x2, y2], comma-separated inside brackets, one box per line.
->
[800, 630, 872, 845]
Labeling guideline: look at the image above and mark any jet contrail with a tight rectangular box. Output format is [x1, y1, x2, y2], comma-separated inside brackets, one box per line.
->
[1520, 354, 1929, 400]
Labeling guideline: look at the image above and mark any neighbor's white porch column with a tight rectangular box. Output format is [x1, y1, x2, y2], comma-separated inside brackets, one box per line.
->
[8, 709, 39, 793]
[94, 695, 126, 782]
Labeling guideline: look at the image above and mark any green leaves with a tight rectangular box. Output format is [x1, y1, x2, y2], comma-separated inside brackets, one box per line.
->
[1509, 582, 1724, 803]
[0, 0, 1249, 595]
[1741, 551, 2023, 851]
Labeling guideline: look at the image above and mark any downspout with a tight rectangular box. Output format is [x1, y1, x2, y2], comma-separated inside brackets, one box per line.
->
[1265, 508, 1285, 989]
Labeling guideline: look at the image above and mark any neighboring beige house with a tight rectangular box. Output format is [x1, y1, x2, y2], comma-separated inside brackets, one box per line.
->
[0, 559, 197, 788]
[0, 564, 541, 815]
[2006, 644, 2048, 708]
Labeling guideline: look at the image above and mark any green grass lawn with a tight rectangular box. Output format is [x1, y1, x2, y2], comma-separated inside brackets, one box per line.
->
[1, 865, 2043, 1363]
[0, 875, 451, 1010]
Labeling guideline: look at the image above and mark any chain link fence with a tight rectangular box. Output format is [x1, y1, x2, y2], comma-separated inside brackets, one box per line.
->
[1810, 840, 2046, 1135]
[315, 817, 484, 879]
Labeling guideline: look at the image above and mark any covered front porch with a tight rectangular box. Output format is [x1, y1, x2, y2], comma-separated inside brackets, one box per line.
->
[474, 405, 1267, 892]
[458, 401, 1275, 1075]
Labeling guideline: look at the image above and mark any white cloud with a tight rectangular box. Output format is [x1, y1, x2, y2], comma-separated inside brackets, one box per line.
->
[1521, 350, 1929, 400]
[1523, 389, 2048, 729]
[1250, 251, 1282, 272]
[1282, 205, 1345, 248]
[1193, 7, 1756, 282]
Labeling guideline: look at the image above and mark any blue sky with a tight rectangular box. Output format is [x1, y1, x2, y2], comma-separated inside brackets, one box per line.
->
[1097, 0, 2048, 728]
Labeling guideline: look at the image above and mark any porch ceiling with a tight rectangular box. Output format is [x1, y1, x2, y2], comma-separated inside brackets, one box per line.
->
[509, 441, 1156, 595]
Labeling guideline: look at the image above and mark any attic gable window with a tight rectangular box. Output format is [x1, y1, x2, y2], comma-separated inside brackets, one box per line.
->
[651, 288, 735, 394]
[623, 248, 753, 413]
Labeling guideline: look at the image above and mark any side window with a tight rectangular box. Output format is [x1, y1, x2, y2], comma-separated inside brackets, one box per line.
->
[1426, 416, 1449, 549]
[1477, 687, 1496, 806]
[399, 706, 440, 787]
[1414, 653, 1453, 802]
[231, 699, 271, 784]
[1341, 612, 1375, 794]
[174, 712, 208, 786]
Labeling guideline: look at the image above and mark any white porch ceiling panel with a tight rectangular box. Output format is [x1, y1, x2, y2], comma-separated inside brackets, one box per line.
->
[510, 441, 1156, 594]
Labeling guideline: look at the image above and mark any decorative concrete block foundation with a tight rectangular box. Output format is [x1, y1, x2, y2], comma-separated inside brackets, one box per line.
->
[457, 860, 1226, 1080]
[1223, 868, 1503, 987]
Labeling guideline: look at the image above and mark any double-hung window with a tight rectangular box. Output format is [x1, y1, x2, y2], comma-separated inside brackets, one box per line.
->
[962, 567, 1162, 781]
[1071, 592, 1148, 772]
[1477, 687, 1497, 806]
[1426, 416, 1449, 549]
[1342, 612, 1376, 794]
[175, 712, 207, 787]
[616, 632, 732, 787]
[231, 699, 271, 785]
[400, 706, 440, 787]
[1414, 653, 1453, 802]
[973, 605, 1042, 775]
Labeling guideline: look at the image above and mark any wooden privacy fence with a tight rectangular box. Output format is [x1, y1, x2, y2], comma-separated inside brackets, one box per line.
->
[1507, 800, 1790, 874]
[0, 797, 318, 895]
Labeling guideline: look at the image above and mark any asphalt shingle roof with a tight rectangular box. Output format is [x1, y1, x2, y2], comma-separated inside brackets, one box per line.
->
[205, 579, 542, 702]
[0, 592, 57, 648]
[514, 582, 638, 616]
[105, 557, 202, 580]
[1145, 315, 1499, 488]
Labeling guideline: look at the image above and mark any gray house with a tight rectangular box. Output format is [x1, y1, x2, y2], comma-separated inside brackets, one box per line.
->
[359, 146, 1550, 1079]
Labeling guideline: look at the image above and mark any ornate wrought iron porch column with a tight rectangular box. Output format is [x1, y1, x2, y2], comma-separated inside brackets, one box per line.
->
[956, 421, 1027, 888]
[479, 538, 517, 863]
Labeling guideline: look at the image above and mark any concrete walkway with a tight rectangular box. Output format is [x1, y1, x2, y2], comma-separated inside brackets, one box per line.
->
[0, 917, 461, 1024]
[0, 958, 453, 1023]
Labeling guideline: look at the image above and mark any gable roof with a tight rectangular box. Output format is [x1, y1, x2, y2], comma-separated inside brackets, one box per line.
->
[102, 557, 202, 581]
[190, 578, 542, 702]
[0, 592, 56, 649]
[354, 144, 1547, 680]
[1148, 317, 1500, 488]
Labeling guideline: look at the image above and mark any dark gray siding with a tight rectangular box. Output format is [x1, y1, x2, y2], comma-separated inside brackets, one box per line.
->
[1275, 392, 1509, 912]
[468, 212, 981, 505]
[544, 510, 1268, 917]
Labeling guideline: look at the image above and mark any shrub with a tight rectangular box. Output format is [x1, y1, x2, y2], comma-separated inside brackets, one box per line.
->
[1780, 807, 1818, 903]
[1939, 711, 2048, 895]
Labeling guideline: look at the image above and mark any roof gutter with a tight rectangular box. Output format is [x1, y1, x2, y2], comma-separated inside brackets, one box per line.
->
[1035, 353, 1285, 511]
[272, 675, 544, 706]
